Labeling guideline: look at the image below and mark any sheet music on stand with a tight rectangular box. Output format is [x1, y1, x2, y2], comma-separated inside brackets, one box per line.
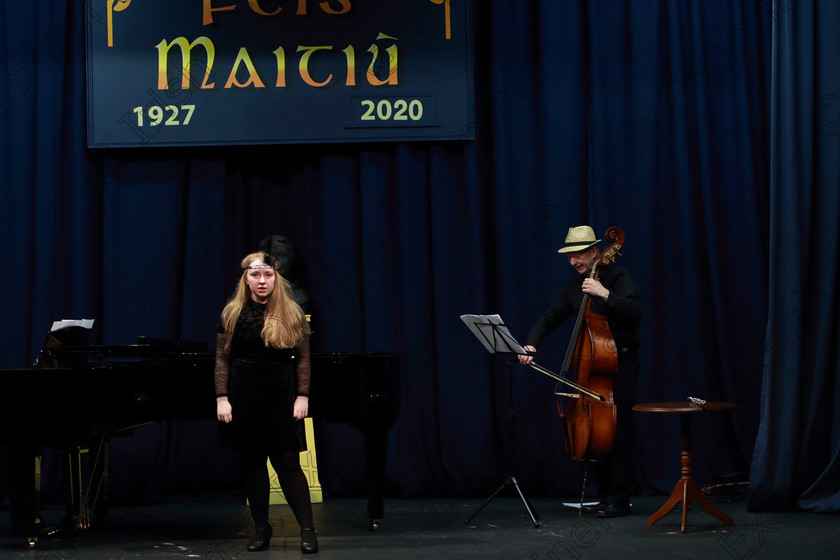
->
[460, 314, 529, 356]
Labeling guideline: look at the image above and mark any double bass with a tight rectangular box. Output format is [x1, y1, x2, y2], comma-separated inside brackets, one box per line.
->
[526, 227, 625, 462]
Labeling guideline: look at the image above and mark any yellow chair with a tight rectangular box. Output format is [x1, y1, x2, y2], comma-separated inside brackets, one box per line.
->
[267, 417, 322, 504]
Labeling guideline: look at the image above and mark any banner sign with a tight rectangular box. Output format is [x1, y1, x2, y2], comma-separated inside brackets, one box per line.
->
[85, 1, 474, 147]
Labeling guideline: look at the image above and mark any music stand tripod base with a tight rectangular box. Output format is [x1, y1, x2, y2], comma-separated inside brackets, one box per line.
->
[464, 476, 540, 528]
[459, 315, 541, 528]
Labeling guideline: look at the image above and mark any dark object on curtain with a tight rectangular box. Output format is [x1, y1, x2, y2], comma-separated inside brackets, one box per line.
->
[259, 235, 311, 313]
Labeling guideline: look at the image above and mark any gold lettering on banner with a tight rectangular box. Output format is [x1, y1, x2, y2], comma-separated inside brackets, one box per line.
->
[429, 0, 451, 39]
[203, 0, 236, 25]
[273, 47, 287, 87]
[318, 0, 352, 15]
[366, 33, 398, 86]
[156, 34, 396, 90]
[342, 45, 357, 86]
[297, 46, 334, 87]
[156, 37, 216, 89]
[106, 0, 132, 47]
[203, 0, 353, 22]
[224, 48, 267, 88]
[248, 0, 282, 17]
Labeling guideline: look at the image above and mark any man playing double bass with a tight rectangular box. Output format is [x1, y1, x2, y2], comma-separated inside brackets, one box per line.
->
[518, 225, 642, 518]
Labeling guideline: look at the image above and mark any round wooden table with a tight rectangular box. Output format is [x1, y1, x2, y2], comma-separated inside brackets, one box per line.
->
[633, 401, 736, 533]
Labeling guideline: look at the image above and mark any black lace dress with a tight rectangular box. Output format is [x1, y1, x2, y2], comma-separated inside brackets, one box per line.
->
[215, 298, 311, 455]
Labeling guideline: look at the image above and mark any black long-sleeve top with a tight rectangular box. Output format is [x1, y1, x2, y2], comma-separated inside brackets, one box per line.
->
[526, 264, 643, 351]
[214, 299, 311, 398]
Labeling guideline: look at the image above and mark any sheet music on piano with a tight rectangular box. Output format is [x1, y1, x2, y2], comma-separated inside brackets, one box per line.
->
[34, 318, 95, 367]
[50, 318, 95, 331]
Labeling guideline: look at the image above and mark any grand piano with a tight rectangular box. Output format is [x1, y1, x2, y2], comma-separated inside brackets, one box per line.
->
[0, 337, 399, 544]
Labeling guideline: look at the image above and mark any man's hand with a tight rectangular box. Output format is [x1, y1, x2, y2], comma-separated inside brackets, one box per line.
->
[518, 345, 537, 365]
[582, 278, 610, 300]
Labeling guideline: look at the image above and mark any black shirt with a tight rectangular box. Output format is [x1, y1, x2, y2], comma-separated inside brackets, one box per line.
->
[526, 264, 642, 351]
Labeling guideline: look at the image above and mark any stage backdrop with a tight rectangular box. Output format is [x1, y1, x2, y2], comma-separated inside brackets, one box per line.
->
[2, 0, 838, 515]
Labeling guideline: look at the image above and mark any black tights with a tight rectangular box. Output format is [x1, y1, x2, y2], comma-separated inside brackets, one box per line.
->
[243, 451, 314, 531]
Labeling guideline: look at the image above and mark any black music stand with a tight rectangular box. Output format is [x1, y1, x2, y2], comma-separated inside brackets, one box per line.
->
[460, 315, 540, 528]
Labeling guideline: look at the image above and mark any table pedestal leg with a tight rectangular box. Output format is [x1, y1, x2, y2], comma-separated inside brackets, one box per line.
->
[646, 413, 734, 532]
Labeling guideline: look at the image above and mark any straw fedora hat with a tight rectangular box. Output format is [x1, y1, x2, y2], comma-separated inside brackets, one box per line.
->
[557, 226, 601, 254]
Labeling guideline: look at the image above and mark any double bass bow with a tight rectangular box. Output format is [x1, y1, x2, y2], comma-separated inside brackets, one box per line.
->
[525, 227, 625, 462]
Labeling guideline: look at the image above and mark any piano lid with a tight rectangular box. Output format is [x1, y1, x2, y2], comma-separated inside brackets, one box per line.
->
[34, 336, 211, 368]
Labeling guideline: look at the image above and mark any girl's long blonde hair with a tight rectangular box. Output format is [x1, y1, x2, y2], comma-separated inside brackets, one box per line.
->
[220, 252, 310, 350]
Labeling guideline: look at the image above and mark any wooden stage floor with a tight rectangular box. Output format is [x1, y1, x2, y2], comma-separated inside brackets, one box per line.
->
[1, 494, 836, 559]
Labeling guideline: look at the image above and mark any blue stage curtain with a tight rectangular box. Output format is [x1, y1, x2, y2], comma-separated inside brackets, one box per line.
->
[10, 0, 834, 511]
[748, 0, 840, 513]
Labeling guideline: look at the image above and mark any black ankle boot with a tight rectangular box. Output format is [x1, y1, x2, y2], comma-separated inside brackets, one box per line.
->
[247, 524, 272, 552]
[300, 528, 318, 554]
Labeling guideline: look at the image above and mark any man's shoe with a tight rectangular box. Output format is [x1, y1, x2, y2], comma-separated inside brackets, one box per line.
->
[247, 524, 272, 552]
[301, 528, 319, 554]
[582, 503, 603, 514]
[597, 500, 632, 518]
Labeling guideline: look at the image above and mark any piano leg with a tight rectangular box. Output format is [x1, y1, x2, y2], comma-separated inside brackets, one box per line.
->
[364, 432, 387, 530]
[64, 435, 111, 532]
[2, 442, 43, 547]
[90, 435, 111, 524]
